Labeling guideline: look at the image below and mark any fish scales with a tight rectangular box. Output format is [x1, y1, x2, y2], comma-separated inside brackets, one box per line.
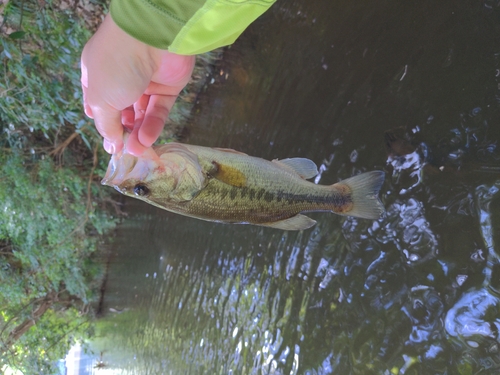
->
[175, 145, 352, 223]
[179, 181, 348, 223]
[102, 142, 385, 230]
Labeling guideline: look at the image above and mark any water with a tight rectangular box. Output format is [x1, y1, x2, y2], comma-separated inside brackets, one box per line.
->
[95, 0, 500, 373]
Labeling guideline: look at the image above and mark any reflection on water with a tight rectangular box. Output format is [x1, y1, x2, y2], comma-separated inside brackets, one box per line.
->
[95, 0, 500, 373]
[444, 182, 500, 373]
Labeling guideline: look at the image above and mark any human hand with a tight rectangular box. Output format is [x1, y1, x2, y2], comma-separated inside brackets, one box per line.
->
[81, 14, 195, 155]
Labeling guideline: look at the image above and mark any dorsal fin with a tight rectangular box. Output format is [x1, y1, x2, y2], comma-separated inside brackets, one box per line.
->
[272, 158, 319, 179]
[210, 161, 247, 188]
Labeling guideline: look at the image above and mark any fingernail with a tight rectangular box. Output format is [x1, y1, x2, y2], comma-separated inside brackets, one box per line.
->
[103, 140, 115, 154]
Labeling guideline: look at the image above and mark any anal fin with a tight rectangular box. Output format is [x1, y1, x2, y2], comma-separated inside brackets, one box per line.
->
[259, 214, 317, 231]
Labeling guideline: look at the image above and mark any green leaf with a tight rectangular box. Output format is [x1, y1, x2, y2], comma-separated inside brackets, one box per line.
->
[8, 31, 27, 40]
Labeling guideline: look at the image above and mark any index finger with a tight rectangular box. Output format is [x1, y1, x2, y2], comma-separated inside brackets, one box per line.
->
[126, 94, 177, 156]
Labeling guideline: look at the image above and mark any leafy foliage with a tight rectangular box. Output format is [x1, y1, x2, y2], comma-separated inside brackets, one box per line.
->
[2, 308, 94, 374]
[0, 153, 113, 304]
[0, 0, 97, 149]
[0, 160, 109, 372]
[0, 0, 116, 373]
[0, 0, 213, 371]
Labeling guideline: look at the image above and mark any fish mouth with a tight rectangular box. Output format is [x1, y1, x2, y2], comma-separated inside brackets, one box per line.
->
[101, 144, 161, 189]
[101, 151, 138, 187]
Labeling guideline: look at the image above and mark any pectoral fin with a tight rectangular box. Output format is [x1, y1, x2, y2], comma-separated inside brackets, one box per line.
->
[272, 158, 319, 179]
[260, 214, 317, 230]
[210, 161, 247, 188]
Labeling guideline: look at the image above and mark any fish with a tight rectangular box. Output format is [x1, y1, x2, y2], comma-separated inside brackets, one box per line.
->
[102, 142, 385, 230]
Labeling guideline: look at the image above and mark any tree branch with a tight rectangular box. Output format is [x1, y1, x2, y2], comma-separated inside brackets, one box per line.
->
[1, 291, 57, 350]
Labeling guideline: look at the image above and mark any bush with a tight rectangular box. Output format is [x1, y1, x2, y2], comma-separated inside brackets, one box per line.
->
[0, 1, 116, 372]
[0, 0, 99, 149]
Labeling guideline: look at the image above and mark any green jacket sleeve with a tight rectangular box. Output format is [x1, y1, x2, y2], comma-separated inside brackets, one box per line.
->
[109, 0, 275, 55]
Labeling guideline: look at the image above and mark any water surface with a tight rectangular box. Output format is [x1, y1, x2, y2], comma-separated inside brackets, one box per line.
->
[96, 0, 500, 373]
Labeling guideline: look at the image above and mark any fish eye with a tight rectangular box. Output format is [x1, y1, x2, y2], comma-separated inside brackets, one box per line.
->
[133, 184, 150, 197]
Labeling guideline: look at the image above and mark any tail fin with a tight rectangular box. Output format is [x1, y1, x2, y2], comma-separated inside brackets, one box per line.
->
[339, 171, 385, 219]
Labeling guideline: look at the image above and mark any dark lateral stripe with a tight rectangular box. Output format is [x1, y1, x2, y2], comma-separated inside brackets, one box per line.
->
[213, 186, 351, 211]
[230, 188, 238, 200]
[264, 192, 274, 202]
[256, 189, 265, 200]
[249, 189, 256, 200]
[240, 187, 248, 199]
[219, 188, 229, 200]
[275, 191, 352, 208]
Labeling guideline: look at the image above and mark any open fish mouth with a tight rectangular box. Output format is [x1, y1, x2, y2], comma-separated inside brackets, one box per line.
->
[101, 151, 138, 187]
[101, 144, 162, 189]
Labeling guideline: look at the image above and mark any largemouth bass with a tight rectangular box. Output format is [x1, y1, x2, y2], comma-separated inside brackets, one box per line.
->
[102, 143, 385, 230]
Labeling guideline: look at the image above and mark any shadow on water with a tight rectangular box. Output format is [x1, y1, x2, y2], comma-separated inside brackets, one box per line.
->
[95, 0, 500, 373]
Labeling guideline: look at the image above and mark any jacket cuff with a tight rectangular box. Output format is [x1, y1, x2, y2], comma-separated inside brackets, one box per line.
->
[110, 0, 191, 50]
